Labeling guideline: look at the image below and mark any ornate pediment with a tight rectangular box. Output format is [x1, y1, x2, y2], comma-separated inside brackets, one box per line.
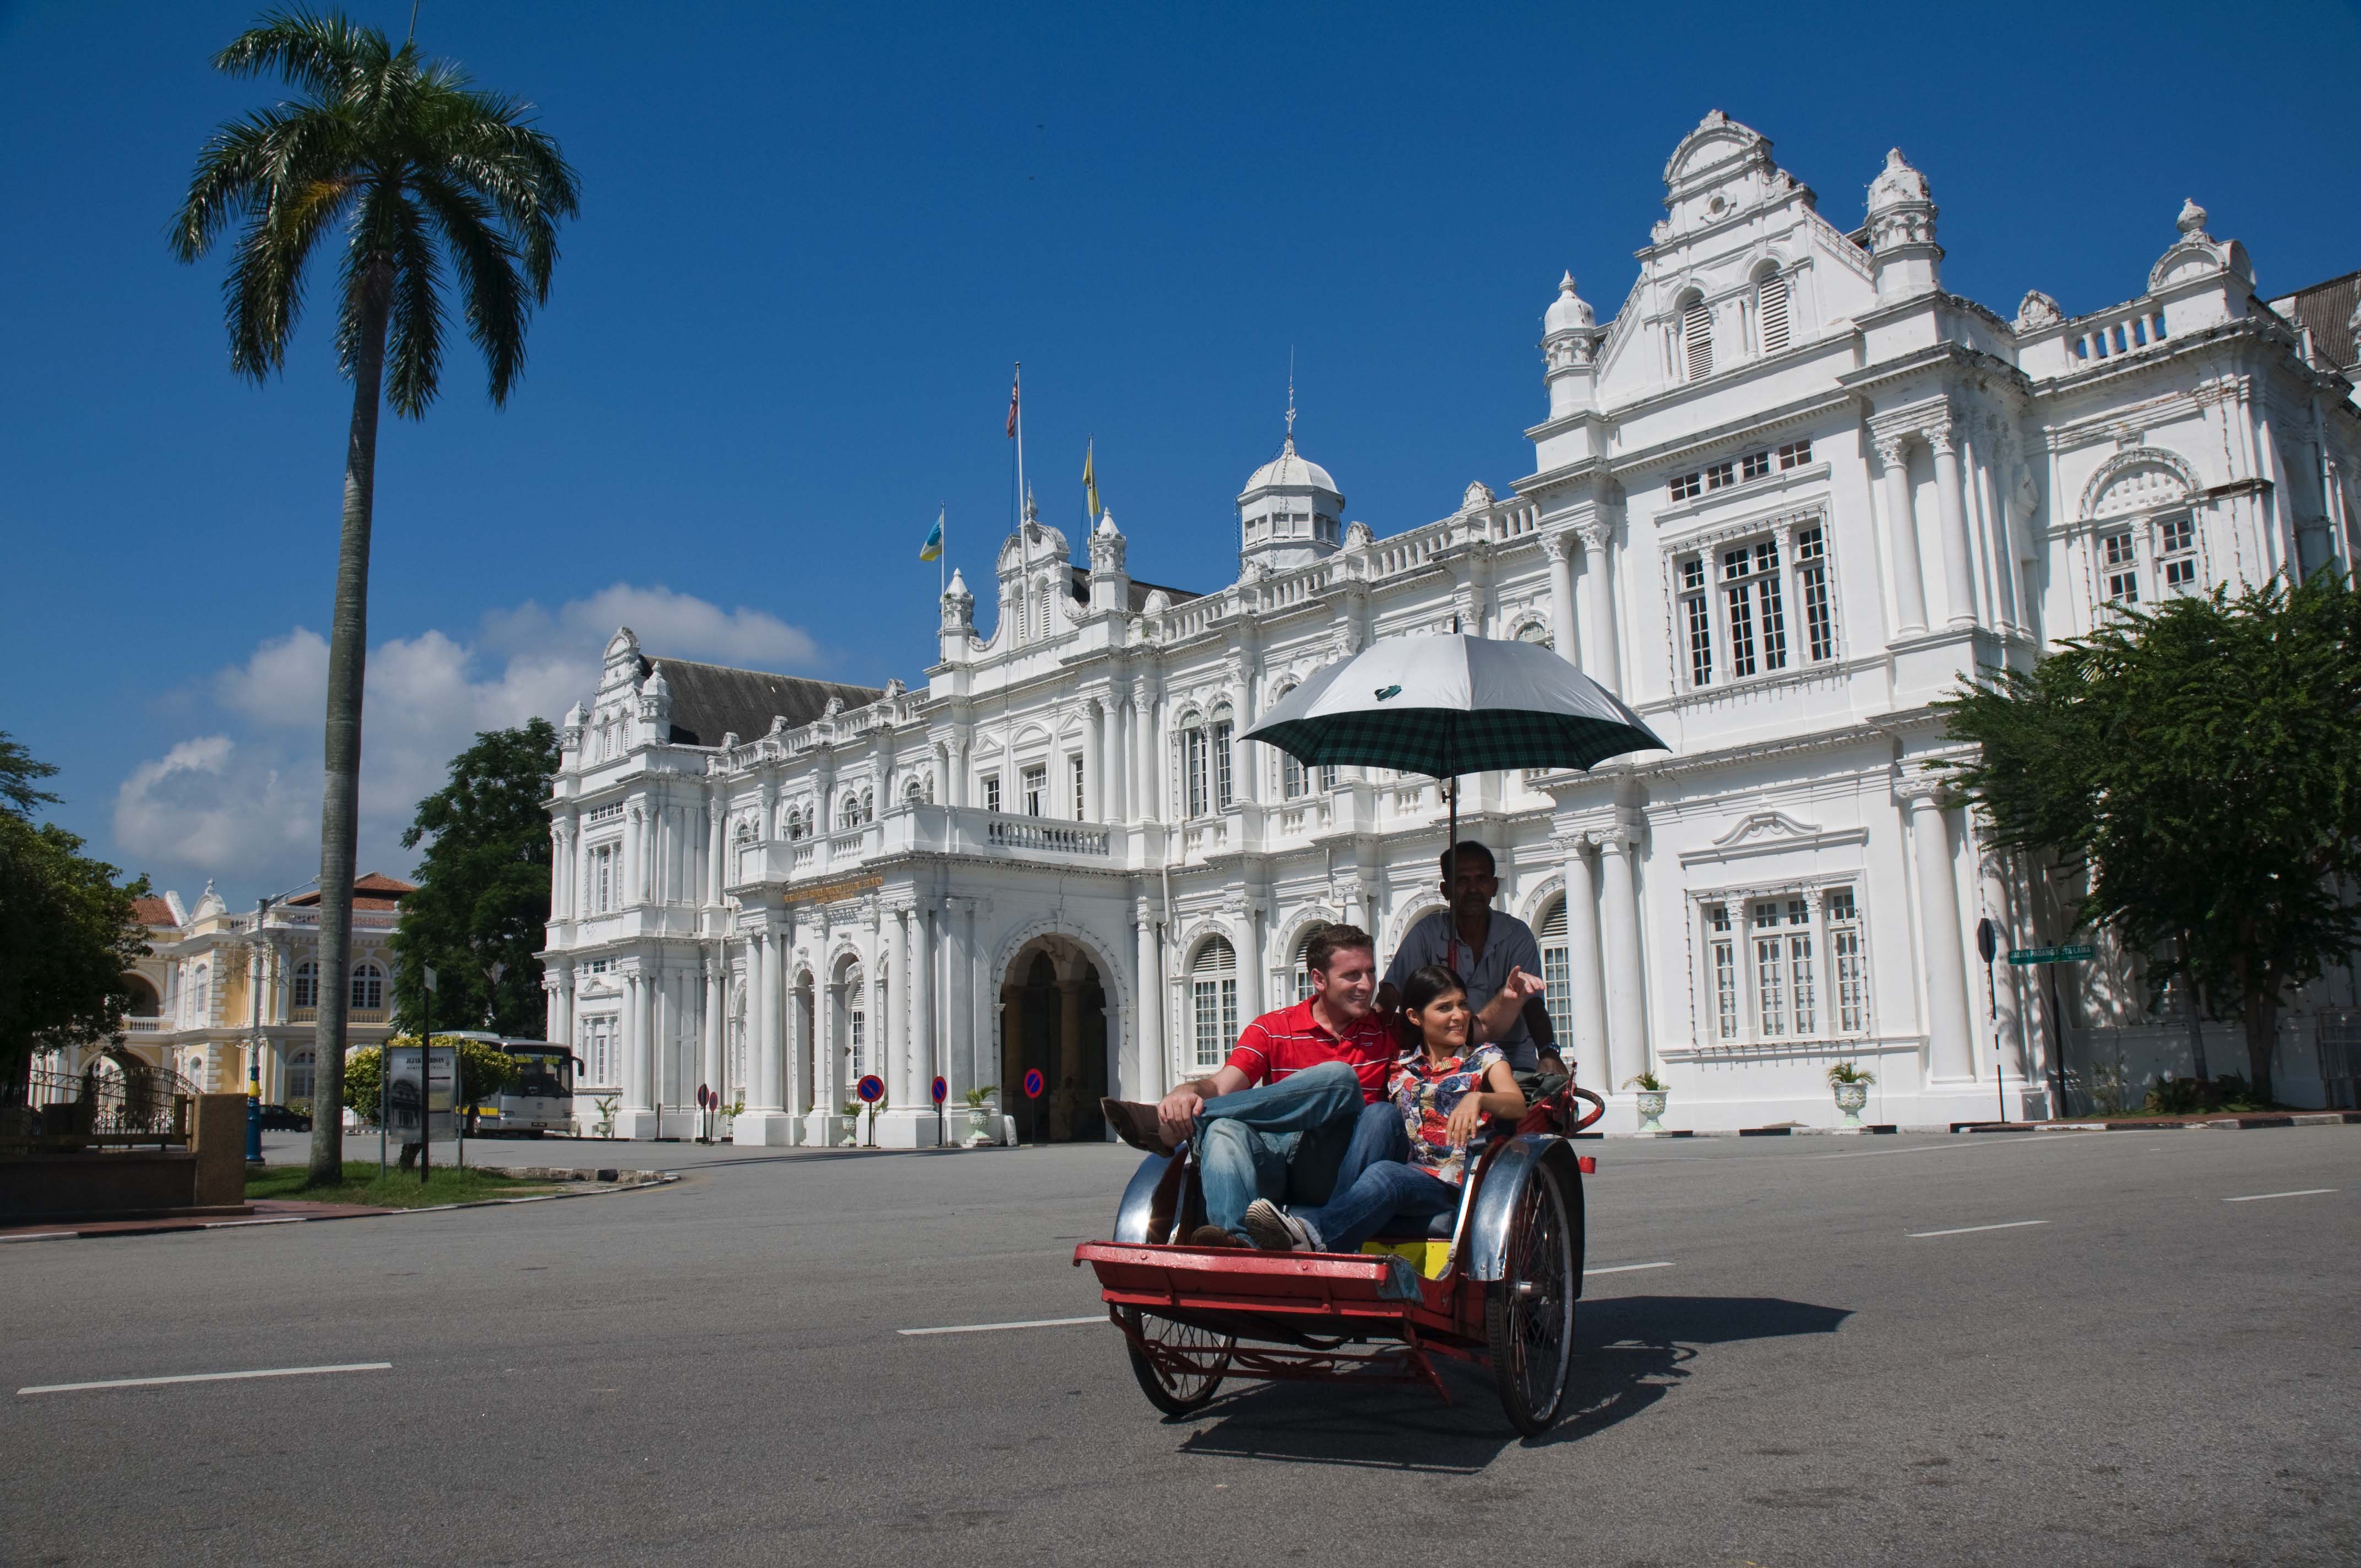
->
[1682, 808, 1868, 866]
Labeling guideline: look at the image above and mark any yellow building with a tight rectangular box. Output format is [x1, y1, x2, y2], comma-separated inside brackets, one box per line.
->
[68, 874, 414, 1110]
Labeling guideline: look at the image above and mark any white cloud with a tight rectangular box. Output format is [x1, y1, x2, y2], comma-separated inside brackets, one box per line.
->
[482, 582, 821, 671]
[112, 583, 822, 897]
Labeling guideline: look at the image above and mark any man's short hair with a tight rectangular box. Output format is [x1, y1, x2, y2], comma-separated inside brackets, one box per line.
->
[1439, 840, 1496, 879]
[1304, 924, 1374, 976]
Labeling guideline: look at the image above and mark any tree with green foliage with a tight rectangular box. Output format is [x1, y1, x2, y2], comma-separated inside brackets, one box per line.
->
[0, 734, 151, 1110]
[342, 1036, 520, 1123]
[390, 720, 560, 1041]
[1936, 570, 2361, 1104]
[171, 11, 577, 1184]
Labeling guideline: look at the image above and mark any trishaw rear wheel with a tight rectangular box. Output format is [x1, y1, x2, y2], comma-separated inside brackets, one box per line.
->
[1484, 1166, 1576, 1436]
[1120, 1307, 1234, 1415]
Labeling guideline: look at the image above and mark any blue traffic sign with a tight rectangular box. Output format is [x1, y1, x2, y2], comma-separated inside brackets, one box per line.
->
[931, 1075, 948, 1105]
[1022, 1068, 1046, 1099]
[856, 1074, 886, 1103]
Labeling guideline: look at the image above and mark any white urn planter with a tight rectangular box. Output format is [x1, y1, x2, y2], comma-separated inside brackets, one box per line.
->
[1833, 1081, 1870, 1128]
[1634, 1089, 1669, 1134]
[964, 1101, 999, 1148]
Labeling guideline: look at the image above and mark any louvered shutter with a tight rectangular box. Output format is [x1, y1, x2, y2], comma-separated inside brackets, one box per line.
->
[1539, 900, 1568, 939]
[1684, 300, 1713, 380]
[1758, 275, 1790, 354]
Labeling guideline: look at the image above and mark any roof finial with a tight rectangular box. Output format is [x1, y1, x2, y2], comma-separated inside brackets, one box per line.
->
[1284, 347, 1297, 454]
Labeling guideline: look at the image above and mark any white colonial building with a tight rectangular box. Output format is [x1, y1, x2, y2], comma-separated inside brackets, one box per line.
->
[540, 113, 2361, 1140]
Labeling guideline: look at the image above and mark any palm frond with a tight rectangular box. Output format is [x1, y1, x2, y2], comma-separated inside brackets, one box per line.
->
[212, 8, 383, 100]
[410, 170, 527, 404]
[383, 197, 448, 418]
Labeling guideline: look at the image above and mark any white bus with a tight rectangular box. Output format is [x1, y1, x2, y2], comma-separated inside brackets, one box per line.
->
[451, 1034, 578, 1137]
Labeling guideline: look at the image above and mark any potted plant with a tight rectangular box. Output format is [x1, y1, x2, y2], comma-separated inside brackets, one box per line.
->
[1623, 1070, 1669, 1134]
[962, 1085, 999, 1147]
[1827, 1061, 1875, 1127]
[592, 1095, 619, 1140]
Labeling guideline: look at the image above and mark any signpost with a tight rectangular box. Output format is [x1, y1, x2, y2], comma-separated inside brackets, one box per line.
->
[1977, 918, 2003, 1125]
[1022, 1068, 1045, 1100]
[2006, 944, 2090, 1114]
[931, 1075, 948, 1149]
[856, 1074, 885, 1147]
[383, 1042, 458, 1182]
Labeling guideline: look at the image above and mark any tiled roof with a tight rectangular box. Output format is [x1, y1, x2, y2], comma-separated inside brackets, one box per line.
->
[640, 656, 886, 748]
[130, 896, 178, 928]
[1065, 565, 1201, 612]
[2274, 268, 2359, 371]
[287, 872, 417, 908]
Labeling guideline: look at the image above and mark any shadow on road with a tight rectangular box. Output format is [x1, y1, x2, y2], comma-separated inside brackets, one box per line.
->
[1168, 1295, 1852, 1472]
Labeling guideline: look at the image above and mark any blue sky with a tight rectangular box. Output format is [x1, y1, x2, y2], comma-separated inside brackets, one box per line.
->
[6, 0, 2359, 910]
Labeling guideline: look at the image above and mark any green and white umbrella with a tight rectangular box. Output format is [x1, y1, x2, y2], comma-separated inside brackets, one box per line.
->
[1243, 633, 1666, 895]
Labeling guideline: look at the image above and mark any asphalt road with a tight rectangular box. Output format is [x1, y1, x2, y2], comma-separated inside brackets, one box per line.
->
[8, 1127, 2355, 1567]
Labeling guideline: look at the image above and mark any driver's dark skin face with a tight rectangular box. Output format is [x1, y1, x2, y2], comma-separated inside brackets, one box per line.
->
[1446, 862, 1498, 924]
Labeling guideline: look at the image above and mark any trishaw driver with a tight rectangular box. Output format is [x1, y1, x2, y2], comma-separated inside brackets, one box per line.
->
[1380, 840, 1569, 1077]
[1100, 925, 1403, 1248]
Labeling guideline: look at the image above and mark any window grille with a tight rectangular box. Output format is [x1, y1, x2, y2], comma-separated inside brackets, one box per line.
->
[1742, 450, 1771, 482]
[1751, 903, 1786, 1036]
[2102, 532, 2139, 603]
[1538, 899, 1574, 1048]
[847, 976, 866, 1079]
[1777, 439, 1813, 470]
[1669, 471, 1702, 502]
[1211, 717, 1235, 809]
[1070, 754, 1086, 820]
[1828, 887, 1868, 1031]
[1282, 753, 1306, 799]
[1190, 937, 1239, 1068]
[1796, 528, 1835, 662]
[1022, 765, 1047, 818]
[1183, 728, 1208, 818]
[983, 775, 1002, 814]
[350, 963, 383, 1011]
[1680, 556, 1713, 687]
[1709, 904, 1738, 1041]
[1705, 460, 1736, 490]
[1683, 298, 1713, 380]
[292, 961, 318, 1010]
[2158, 514, 2196, 591]
[1758, 275, 1791, 353]
[1786, 899, 1816, 1036]
[1722, 546, 1758, 677]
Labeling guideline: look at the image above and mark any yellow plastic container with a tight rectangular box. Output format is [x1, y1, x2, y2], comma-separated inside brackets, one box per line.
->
[1360, 1237, 1451, 1280]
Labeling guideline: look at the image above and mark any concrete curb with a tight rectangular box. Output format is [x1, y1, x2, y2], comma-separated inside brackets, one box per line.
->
[1951, 1112, 2360, 1134]
[0, 1172, 679, 1244]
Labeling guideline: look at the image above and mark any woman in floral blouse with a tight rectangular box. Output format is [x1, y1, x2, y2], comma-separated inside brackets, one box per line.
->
[1243, 963, 1529, 1253]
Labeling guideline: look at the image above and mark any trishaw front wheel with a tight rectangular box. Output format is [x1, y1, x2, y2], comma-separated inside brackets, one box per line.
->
[1120, 1308, 1234, 1416]
[1484, 1166, 1576, 1436]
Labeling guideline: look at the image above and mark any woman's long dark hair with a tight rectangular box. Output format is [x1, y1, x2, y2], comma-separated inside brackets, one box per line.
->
[1400, 963, 1467, 1016]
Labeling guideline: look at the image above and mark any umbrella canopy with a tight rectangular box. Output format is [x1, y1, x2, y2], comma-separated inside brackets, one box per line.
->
[1242, 634, 1666, 778]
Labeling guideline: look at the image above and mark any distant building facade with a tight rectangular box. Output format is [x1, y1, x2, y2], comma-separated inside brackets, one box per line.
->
[64, 875, 414, 1107]
[540, 113, 2361, 1139]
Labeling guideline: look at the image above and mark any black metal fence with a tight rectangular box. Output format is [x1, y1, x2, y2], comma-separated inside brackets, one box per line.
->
[1, 1059, 195, 1153]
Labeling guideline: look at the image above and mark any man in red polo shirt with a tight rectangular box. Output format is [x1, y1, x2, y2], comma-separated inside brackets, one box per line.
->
[1101, 924, 1405, 1247]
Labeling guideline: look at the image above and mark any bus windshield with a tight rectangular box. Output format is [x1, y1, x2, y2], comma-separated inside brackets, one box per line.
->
[510, 1049, 573, 1099]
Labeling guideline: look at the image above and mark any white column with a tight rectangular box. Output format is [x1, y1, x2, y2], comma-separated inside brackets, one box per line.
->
[1907, 785, 1976, 1082]
[886, 906, 911, 1102]
[702, 954, 723, 1104]
[1085, 699, 1106, 822]
[1135, 696, 1158, 823]
[551, 817, 573, 918]
[913, 902, 937, 1099]
[1239, 901, 1265, 1023]
[1977, 856, 2022, 1091]
[1931, 423, 1977, 629]
[1597, 829, 1646, 1090]
[1134, 902, 1163, 1102]
[1879, 435, 1930, 635]
[1108, 694, 1129, 823]
[1545, 531, 1580, 668]
[624, 805, 643, 905]
[629, 971, 655, 1118]
[706, 797, 725, 907]
[756, 934, 782, 1110]
[1576, 525, 1623, 692]
[930, 741, 948, 809]
[964, 901, 987, 1091]
[1560, 837, 1609, 1092]
[574, 822, 591, 921]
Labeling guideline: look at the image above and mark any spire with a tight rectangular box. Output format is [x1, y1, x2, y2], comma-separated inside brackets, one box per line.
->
[1283, 348, 1297, 455]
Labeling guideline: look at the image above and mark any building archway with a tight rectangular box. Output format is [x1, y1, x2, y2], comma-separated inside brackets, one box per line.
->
[999, 934, 1110, 1143]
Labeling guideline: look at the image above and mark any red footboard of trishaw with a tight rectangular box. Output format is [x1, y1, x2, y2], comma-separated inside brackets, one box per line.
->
[1076, 1241, 1442, 1325]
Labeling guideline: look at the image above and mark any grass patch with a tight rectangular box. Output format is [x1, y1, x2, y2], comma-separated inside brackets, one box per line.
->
[245, 1163, 560, 1210]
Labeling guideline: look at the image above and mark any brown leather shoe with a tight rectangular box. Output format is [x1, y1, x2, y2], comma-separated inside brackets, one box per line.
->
[1185, 1224, 1239, 1249]
[1101, 1097, 1172, 1154]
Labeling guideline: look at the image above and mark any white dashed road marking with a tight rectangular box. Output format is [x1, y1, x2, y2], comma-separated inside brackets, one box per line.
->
[899, 1315, 1105, 1337]
[1584, 1261, 1675, 1276]
[2222, 1188, 2337, 1203]
[1906, 1220, 2050, 1239]
[19, 1362, 392, 1396]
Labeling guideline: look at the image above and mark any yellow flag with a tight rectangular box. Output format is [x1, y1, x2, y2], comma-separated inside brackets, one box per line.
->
[1083, 439, 1099, 525]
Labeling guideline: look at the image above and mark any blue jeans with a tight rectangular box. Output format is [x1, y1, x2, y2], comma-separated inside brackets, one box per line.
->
[1291, 1160, 1461, 1255]
[1194, 1060, 1406, 1241]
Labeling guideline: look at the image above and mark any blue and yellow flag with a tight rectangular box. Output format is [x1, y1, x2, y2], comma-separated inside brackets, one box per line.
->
[919, 506, 943, 562]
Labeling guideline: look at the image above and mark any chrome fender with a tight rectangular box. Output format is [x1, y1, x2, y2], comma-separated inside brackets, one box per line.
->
[1461, 1134, 1586, 1285]
[1113, 1149, 1178, 1244]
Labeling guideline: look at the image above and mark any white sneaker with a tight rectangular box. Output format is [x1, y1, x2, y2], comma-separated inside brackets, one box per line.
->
[1242, 1198, 1318, 1252]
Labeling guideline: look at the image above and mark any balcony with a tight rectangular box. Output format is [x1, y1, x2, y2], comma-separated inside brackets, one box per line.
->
[730, 803, 1112, 890]
[121, 1015, 167, 1034]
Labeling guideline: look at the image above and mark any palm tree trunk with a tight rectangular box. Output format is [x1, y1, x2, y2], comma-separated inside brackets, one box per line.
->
[306, 260, 393, 1185]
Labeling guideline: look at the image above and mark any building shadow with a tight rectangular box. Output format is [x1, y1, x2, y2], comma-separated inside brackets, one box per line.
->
[1168, 1295, 1852, 1471]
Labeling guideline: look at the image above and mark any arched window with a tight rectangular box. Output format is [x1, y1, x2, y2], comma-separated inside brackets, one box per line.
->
[350, 962, 384, 1012]
[1189, 937, 1239, 1068]
[845, 968, 867, 1079]
[1756, 270, 1791, 355]
[1537, 898, 1574, 1048]
[1178, 714, 1210, 818]
[1515, 620, 1552, 649]
[291, 960, 318, 1010]
[1675, 291, 1712, 381]
[839, 792, 861, 831]
[189, 963, 209, 1023]
[287, 1048, 315, 1102]
[904, 776, 927, 804]
[862, 788, 876, 824]
[1282, 752, 1307, 799]
[122, 974, 159, 1018]
[1290, 925, 1329, 1002]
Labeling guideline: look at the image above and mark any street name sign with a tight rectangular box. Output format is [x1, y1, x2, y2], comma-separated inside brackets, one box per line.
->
[2007, 944, 2096, 966]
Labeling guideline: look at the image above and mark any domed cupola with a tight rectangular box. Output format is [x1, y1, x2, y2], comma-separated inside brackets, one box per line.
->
[1236, 394, 1344, 578]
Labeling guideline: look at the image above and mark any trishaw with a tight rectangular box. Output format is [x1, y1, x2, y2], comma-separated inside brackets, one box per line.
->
[1074, 1080, 1606, 1435]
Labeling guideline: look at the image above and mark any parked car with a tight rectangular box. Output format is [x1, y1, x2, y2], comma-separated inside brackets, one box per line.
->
[256, 1103, 312, 1131]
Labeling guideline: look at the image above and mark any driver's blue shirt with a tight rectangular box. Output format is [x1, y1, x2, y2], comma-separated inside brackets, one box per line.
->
[1384, 908, 1545, 1071]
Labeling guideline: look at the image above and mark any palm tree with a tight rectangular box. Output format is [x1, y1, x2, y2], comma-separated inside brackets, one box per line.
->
[171, 11, 578, 1184]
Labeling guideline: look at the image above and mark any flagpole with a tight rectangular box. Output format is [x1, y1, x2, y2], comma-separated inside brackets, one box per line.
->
[939, 503, 946, 598]
[1015, 363, 1027, 521]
